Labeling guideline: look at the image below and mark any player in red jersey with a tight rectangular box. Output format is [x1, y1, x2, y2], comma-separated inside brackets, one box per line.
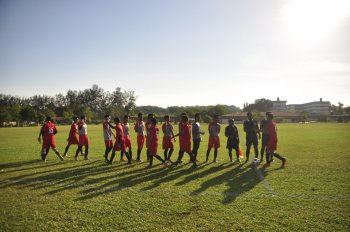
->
[108, 117, 131, 165]
[265, 113, 286, 168]
[145, 113, 155, 161]
[121, 115, 133, 161]
[75, 115, 89, 160]
[206, 115, 221, 163]
[37, 116, 64, 162]
[147, 118, 166, 168]
[173, 115, 197, 167]
[134, 113, 146, 162]
[103, 115, 115, 162]
[162, 115, 175, 163]
[63, 116, 80, 157]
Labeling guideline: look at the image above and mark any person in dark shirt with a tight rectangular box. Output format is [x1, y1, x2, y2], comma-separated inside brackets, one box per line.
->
[225, 119, 240, 162]
[243, 112, 260, 162]
[260, 111, 271, 162]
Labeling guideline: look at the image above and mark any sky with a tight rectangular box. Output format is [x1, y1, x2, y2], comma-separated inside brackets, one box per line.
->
[0, 0, 349, 108]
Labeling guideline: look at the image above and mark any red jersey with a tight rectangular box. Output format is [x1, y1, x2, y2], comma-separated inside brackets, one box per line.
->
[68, 122, 79, 145]
[266, 121, 277, 142]
[179, 122, 191, 141]
[113, 124, 126, 152]
[149, 125, 159, 146]
[148, 125, 159, 155]
[42, 122, 57, 140]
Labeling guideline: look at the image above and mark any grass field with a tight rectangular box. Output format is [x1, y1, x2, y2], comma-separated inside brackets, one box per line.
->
[0, 123, 349, 231]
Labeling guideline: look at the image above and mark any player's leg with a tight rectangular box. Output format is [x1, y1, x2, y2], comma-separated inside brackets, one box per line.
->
[75, 146, 82, 160]
[253, 141, 259, 160]
[272, 152, 286, 168]
[63, 143, 71, 157]
[164, 149, 168, 161]
[52, 147, 64, 161]
[213, 148, 218, 162]
[155, 155, 165, 164]
[174, 150, 184, 165]
[228, 148, 233, 162]
[120, 151, 124, 161]
[168, 149, 174, 162]
[206, 148, 211, 163]
[84, 145, 89, 160]
[129, 147, 133, 160]
[124, 151, 131, 165]
[234, 147, 240, 162]
[246, 141, 252, 162]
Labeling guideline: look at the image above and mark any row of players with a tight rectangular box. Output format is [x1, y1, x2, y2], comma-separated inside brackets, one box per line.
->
[38, 112, 286, 168]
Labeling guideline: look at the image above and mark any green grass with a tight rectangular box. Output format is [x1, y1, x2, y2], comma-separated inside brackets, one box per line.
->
[0, 123, 349, 231]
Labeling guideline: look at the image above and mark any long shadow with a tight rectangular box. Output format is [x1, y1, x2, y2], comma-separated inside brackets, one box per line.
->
[77, 165, 173, 201]
[0, 159, 65, 174]
[190, 163, 268, 204]
[174, 162, 234, 186]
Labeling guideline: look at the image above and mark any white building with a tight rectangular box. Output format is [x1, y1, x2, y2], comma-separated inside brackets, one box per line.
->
[272, 97, 288, 112]
[287, 98, 330, 115]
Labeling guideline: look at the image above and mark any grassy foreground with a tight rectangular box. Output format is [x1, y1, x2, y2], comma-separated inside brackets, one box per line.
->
[0, 123, 349, 231]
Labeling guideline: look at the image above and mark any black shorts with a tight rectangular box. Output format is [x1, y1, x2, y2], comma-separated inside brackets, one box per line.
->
[246, 136, 258, 147]
[226, 138, 239, 149]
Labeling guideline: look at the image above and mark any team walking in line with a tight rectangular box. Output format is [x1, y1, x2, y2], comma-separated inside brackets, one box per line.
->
[37, 112, 286, 168]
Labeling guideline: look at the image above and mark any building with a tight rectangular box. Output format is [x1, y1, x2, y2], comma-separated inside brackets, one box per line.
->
[287, 98, 330, 115]
[272, 97, 288, 112]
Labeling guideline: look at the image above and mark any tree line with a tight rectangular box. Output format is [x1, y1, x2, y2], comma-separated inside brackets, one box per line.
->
[0, 84, 241, 126]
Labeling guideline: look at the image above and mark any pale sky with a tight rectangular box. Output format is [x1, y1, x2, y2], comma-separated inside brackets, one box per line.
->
[1, 0, 349, 108]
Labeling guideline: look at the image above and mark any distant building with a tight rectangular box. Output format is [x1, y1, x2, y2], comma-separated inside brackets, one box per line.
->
[287, 98, 330, 115]
[272, 97, 288, 112]
[271, 97, 330, 115]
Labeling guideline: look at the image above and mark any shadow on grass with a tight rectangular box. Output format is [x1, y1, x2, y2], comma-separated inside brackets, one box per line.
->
[1, 156, 273, 204]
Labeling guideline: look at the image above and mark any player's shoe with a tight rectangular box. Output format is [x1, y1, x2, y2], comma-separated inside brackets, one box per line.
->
[136, 158, 143, 163]
[120, 158, 125, 162]
[74, 157, 78, 161]
[213, 160, 218, 163]
[281, 158, 286, 168]
[146, 165, 153, 169]
[84, 157, 89, 160]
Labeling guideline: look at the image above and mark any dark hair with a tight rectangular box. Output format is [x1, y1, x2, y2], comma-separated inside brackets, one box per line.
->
[104, 114, 110, 118]
[195, 113, 200, 118]
[228, 119, 234, 124]
[114, 117, 120, 124]
[147, 113, 154, 119]
[267, 113, 274, 119]
[247, 112, 252, 116]
[182, 115, 189, 122]
[164, 115, 169, 120]
[150, 118, 157, 125]
[72, 116, 78, 120]
[138, 113, 143, 118]
[81, 115, 86, 119]
[46, 116, 51, 122]
[213, 114, 219, 119]
[123, 115, 129, 120]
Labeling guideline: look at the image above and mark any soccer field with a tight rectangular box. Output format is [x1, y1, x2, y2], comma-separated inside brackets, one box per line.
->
[0, 123, 349, 231]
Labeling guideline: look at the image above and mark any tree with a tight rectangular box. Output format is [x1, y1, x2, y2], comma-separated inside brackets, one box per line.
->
[20, 106, 37, 125]
[243, 98, 273, 112]
[0, 106, 11, 126]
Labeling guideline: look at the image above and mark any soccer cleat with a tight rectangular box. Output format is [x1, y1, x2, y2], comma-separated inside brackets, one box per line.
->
[146, 165, 153, 169]
[84, 157, 89, 160]
[213, 160, 218, 163]
[136, 159, 143, 163]
[74, 157, 78, 161]
[59, 156, 64, 161]
[281, 158, 287, 168]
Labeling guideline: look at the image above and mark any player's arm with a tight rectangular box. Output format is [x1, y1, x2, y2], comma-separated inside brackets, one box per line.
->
[108, 123, 116, 129]
[37, 125, 44, 144]
[224, 126, 229, 138]
[171, 127, 176, 142]
[162, 124, 166, 134]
